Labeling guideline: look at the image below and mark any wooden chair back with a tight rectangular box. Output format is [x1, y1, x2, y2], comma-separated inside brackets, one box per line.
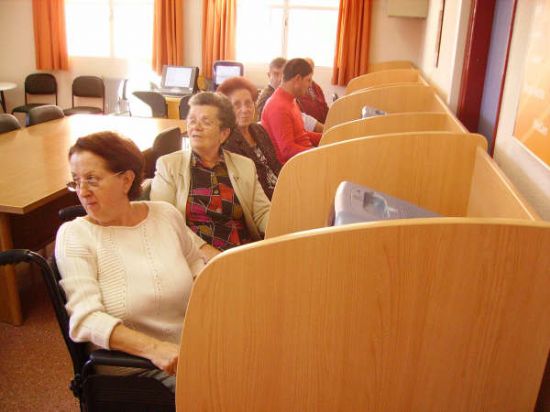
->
[320, 112, 467, 146]
[267, 132, 537, 238]
[367, 59, 415, 72]
[345, 68, 426, 95]
[176, 219, 550, 412]
[324, 84, 447, 131]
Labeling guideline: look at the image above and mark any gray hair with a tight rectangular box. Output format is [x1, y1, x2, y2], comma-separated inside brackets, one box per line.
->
[188, 92, 236, 130]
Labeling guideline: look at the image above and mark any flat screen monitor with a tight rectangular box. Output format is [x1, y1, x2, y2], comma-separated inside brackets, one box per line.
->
[160, 65, 198, 92]
[214, 65, 242, 86]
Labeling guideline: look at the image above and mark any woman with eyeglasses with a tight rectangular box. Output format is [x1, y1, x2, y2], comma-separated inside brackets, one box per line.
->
[150, 92, 271, 262]
[216, 76, 282, 199]
[55, 131, 205, 390]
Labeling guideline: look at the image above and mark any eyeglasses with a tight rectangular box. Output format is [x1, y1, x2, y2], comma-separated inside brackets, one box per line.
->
[66, 171, 124, 192]
[186, 116, 218, 128]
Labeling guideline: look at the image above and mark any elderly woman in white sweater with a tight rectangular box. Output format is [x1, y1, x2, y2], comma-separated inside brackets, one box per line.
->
[55, 131, 204, 389]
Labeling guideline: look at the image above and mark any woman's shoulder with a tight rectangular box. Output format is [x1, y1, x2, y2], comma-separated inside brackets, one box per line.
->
[143, 200, 183, 225]
[57, 217, 92, 238]
[250, 122, 267, 132]
[223, 149, 255, 168]
[143, 200, 180, 216]
[250, 123, 273, 142]
[156, 149, 190, 168]
[224, 129, 247, 152]
[55, 218, 96, 257]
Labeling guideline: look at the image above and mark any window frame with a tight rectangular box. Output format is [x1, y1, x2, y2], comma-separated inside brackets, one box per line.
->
[236, 0, 339, 67]
[64, 0, 154, 61]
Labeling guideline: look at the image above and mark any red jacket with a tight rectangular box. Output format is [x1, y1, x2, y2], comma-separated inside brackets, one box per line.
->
[296, 81, 329, 123]
[261, 87, 322, 164]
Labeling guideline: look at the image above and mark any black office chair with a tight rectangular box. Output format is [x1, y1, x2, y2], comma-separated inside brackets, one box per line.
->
[178, 94, 192, 120]
[212, 60, 244, 90]
[28, 105, 65, 126]
[64, 76, 105, 116]
[0, 113, 21, 133]
[132, 91, 168, 118]
[144, 126, 183, 178]
[12, 73, 58, 117]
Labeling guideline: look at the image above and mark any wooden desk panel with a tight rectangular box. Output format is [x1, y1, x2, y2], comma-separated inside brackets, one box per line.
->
[0, 114, 186, 325]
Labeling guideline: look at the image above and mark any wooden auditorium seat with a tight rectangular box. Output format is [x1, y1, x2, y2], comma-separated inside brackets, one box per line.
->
[320, 112, 467, 146]
[324, 84, 451, 131]
[345, 68, 427, 95]
[176, 219, 550, 411]
[266, 132, 539, 238]
[367, 59, 415, 72]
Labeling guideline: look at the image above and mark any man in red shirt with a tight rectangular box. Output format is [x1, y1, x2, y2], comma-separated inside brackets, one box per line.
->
[261, 58, 322, 164]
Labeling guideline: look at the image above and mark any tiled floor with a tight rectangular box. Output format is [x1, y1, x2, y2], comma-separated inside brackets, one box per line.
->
[0, 263, 79, 411]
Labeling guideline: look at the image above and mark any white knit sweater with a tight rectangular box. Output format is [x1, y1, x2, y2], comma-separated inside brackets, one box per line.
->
[55, 201, 204, 349]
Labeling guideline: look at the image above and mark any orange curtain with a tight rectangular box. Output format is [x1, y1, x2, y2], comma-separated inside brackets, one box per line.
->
[32, 0, 69, 70]
[332, 0, 371, 86]
[202, 0, 236, 79]
[152, 0, 184, 74]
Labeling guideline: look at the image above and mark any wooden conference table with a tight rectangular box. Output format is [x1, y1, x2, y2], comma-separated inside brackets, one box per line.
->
[0, 114, 187, 325]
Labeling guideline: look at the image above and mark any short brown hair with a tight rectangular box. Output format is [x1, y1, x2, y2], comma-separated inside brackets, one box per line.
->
[269, 57, 286, 71]
[216, 76, 258, 101]
[68, 131, 144, 200]
[283, 58, 313, 82]
[188, 92, 236, 130]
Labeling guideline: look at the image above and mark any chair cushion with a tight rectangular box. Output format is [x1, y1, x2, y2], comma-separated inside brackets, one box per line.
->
[64, 107, 103, 116]
[12, 103, 48, 114]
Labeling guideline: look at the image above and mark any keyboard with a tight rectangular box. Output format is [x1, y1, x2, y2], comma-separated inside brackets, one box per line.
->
[158, 88, 192, 97]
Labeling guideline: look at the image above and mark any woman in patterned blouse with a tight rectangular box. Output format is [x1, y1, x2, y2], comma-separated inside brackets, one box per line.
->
[150, 92, 271, 262]
[217, 77, 282, 199]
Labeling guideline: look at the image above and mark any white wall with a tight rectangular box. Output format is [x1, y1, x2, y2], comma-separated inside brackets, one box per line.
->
[419, 0, 471, 110]
[493, 1, 550, 220]
[369, 0, 426, 67]
[0, 0, 37, 112]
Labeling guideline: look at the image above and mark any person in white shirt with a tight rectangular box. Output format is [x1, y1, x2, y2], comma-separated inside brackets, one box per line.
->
[55, 131, 204, 391]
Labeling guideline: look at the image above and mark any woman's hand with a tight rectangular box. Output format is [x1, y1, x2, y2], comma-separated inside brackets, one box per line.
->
[109, 324, 180, 375]
[149, 341, 180, 375]
[200, 243, 221, 263]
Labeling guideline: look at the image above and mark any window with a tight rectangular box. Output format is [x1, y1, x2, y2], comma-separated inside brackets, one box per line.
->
[65, 0, 154, 60]
[236, 0, 339, 67]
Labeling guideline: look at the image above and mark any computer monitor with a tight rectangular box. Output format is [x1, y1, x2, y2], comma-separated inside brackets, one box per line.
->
[213, 61, 244, 88]
[160, 65, 198, 93]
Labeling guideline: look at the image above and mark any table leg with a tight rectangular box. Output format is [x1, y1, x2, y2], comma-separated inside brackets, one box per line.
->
[0, 91, 6, 113]
[166, 97, 181, 120]
[0, 213, 23, 325]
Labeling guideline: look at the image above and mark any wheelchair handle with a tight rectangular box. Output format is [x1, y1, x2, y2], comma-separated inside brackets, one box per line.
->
[0, 249, 42, 266]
